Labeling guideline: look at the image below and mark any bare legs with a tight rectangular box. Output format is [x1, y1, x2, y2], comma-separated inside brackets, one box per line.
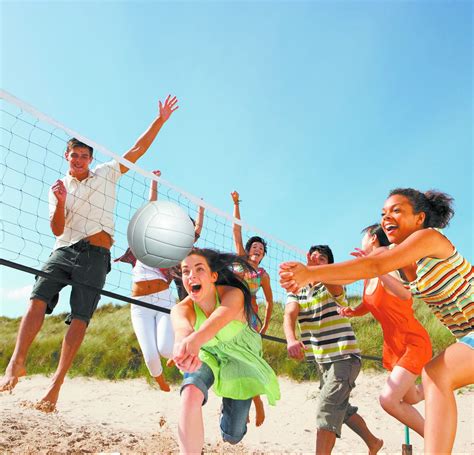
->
[253, 395, 265, 426]
[36, 318, 87, 411]
[422, 342, 474, 454]
[316, 414, 383, 455]
[0, 299, 47, 391]
[0, 299, 89, 412]
[154, 374, 171, 392]
[345, 413, 384, 455]
[379, 366, 425, 436]
[178, 384, 205, 454]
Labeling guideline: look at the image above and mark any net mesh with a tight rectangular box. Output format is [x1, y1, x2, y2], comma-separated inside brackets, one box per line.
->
[3, 91, 350, 318]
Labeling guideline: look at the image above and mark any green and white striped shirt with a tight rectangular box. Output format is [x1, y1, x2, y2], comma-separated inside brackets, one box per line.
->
[287, 284, 360, 364]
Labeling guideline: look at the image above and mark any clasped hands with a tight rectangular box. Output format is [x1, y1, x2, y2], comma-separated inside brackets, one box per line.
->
[169, 333, 203, 373]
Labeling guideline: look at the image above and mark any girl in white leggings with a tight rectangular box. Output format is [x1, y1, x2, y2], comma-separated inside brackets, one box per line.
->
[131, 259, 175, 391]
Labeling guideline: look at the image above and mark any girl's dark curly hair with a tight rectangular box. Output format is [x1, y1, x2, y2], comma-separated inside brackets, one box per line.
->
[389, 188, 454, 228]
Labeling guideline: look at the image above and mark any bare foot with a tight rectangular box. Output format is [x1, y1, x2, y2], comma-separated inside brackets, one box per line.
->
[34, 399, 57, 413]
[155, 374, 171, 392]
[369, 438, 384, 455]
[0, 361, 26, 392]
[253, 396, 265, 427]
[36, 382, 61, 413]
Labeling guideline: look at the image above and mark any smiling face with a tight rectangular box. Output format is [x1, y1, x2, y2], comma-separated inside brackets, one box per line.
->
[247, 241, 265, 265]
[65, 146, 93, 180]
[181, 254, 218, 303]
[307, 250, 329, 266]
[381, 194, 426, 244]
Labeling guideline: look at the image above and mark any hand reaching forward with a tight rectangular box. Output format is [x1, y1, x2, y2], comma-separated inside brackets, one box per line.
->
[159, 95, 179, 123]
[337, 306, 357, 318]
[350, 248, 367, 259]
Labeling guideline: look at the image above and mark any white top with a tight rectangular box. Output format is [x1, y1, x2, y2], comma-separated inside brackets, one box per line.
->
[49, 160, 122, 250]
[132, 260, 168, 283]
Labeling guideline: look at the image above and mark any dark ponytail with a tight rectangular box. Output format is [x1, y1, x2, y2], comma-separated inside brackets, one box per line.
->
[185, 248, 259, 328]
[389, 188, 454, 228]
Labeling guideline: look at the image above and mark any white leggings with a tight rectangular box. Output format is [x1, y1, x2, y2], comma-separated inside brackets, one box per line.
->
[130, 290, 175, 377]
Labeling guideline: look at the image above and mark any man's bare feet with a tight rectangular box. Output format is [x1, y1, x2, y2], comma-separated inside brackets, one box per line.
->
[369, 438, 384, 455]
[0, 361, 27, 392]
[155, 374, 171, 392]
[253, 395, 265, 427]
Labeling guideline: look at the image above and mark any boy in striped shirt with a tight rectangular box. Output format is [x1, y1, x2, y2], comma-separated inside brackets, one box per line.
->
[284, 245, 383, 454]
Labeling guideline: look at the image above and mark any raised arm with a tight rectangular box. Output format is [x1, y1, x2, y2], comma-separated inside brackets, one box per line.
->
[148, 170, 161, 202]
[49, 180, 67, 236]
[280, 229, 453, 293]
[231, 191, 246, 256]
[259, 272, 274, 334]
[283, 301, 305, 360]
[120, 95, 179, 174]
[194, 202, 205, 240]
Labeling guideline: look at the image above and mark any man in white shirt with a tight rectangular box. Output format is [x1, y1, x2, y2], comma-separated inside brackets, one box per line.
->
[0, 95, 178, 411]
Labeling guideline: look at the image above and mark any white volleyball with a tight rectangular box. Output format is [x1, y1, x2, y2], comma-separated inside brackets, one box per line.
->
[127, 201, 195, 268]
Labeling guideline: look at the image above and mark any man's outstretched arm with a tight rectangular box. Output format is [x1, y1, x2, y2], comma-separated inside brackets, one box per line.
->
[120, 95, 179, 174]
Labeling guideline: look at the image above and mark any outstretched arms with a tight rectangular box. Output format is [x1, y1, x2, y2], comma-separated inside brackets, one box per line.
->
[171, 287, 245, 372]
[280, 229, 453, 293]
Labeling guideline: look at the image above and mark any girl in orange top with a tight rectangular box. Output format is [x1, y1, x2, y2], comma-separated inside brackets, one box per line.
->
[339, 224, 432, 437]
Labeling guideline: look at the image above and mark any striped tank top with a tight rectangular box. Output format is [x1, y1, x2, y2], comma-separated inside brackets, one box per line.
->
[409, 249, 473, 338]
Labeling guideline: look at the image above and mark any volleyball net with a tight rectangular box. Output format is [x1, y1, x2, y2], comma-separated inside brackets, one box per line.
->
[0, 89, 364, 338]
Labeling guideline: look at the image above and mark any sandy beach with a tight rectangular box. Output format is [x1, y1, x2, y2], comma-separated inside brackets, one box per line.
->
[1, 372, 472, 454]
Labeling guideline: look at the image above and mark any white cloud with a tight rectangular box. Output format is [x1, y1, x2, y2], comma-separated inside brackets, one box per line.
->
[1, 285, 33, 301]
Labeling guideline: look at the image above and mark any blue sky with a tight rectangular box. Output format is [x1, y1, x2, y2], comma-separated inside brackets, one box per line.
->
[1, 1, 472, 318]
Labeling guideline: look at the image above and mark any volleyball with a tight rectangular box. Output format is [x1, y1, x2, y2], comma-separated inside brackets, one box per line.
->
[127, 201, 195, 268]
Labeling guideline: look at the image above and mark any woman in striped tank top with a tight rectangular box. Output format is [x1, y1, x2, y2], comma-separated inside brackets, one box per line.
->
[280, 188, 473, 454]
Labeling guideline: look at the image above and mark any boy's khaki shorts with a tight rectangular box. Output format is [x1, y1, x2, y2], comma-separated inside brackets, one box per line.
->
[316, 356, 361, 438]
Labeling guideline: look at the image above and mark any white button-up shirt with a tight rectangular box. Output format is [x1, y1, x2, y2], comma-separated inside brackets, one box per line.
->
[48, 160, 122, 250]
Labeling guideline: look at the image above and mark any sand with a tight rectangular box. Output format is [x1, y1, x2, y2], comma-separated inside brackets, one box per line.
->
[1, 372, 472, 454]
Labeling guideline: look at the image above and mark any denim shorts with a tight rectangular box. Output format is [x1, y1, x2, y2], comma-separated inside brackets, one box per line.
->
[316, 356, 361, 438]
[31, 240, 111, 325]
[180, 362, 252, 444]
[458, 332, 474, 349]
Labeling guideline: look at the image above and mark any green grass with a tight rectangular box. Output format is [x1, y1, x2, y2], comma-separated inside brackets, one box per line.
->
[0, 298, 455, 384]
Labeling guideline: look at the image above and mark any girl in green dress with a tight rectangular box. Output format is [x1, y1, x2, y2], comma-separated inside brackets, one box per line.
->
[170, 248, 280, 454]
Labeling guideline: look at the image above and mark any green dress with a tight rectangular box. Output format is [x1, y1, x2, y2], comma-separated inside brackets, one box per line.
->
[193, 297, 280, 405]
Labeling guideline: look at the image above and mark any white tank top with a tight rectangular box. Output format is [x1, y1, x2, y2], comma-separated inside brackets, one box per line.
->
[132, 261, 168, 283]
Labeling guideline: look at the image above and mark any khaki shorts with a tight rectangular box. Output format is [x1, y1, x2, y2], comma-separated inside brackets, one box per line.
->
[316, 356, 361, 438]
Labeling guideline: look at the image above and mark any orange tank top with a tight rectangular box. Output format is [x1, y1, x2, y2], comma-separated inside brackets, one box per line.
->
[362, 278, 431, 371]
